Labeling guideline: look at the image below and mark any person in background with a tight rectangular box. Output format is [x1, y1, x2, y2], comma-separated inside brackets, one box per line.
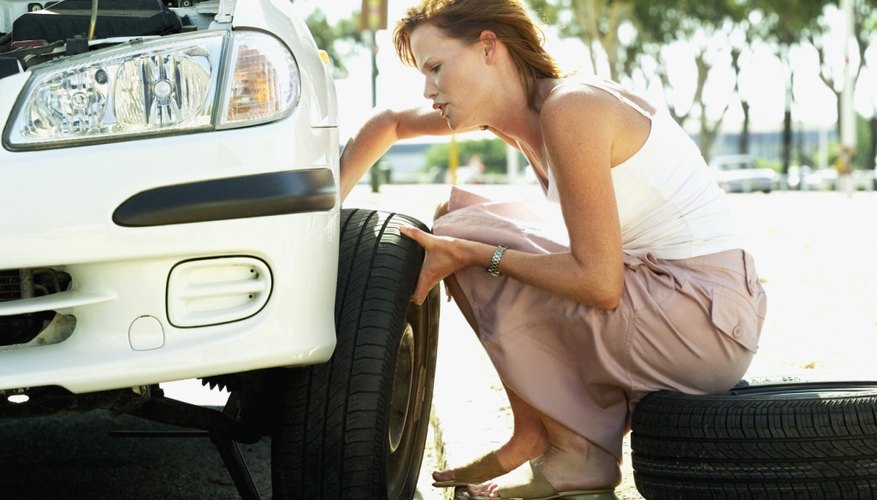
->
[339, 0, 767, 498]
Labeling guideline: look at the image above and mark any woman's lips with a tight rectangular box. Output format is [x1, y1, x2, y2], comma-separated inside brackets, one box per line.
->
[433, 102, 447, 118]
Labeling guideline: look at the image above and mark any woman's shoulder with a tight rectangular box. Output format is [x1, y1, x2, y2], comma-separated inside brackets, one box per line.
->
[546, 78, 657, 117]
[539, 79, 622, 129]
[545, 77, 611, 102]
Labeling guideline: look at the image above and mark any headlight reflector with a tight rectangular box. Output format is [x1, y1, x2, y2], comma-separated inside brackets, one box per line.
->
[114, 49, 212, 128]
[25, 65, 110, 138]
[5, 29, 302, 150]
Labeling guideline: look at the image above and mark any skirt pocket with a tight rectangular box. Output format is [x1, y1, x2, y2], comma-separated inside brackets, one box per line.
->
[709, 289, 759, 353]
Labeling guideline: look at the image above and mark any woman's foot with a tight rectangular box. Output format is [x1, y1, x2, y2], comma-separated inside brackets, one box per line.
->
[432, 423, 550, 485]
[431, 451, 504, 486]
[467, 441, 621, 498]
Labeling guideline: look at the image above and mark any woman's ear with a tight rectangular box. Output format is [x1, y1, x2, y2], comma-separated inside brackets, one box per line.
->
[479, 30, 498, 60]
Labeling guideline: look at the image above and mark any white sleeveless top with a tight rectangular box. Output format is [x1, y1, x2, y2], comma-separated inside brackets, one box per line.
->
[542, 81, 741, 260]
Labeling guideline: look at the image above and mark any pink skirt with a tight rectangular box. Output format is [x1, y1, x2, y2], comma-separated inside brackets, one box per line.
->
[432, 188, 767, 460]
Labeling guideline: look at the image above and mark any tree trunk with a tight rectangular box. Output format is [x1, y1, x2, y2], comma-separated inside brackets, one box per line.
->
[693, 55, 709, 156]
[739, 100, 750, 155]
[869, 116, 877, 171]
[700, 123, 717, 163]
[782, 107, 792, 175]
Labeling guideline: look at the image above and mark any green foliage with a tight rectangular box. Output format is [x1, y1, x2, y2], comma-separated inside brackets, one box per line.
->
[754, 157, 782, 172]
[817, 118, 874, 171]
[304, 9, 365, 78]
[856, 114, 874, 170]
[422, 139, 510, 174]
[637, 0, 744, 42]
[750, 0, 829, 46]
[526, 0, 562, 26]
[523, 0, 866, 166]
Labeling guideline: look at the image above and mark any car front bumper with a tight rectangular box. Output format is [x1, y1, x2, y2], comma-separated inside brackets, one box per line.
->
[0, 70, 340, 394]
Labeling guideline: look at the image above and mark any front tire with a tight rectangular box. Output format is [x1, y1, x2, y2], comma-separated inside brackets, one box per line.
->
[271, 209, 440, 500]
[631, 380, 877, 499]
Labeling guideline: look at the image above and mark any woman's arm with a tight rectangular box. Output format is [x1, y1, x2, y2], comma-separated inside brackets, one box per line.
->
[339, 105, 455, 200]
[505, 88, 625, 308]
[402, 89, 630, 310]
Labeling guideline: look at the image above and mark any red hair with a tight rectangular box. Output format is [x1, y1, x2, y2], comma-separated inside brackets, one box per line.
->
[393, 0, 563, 110]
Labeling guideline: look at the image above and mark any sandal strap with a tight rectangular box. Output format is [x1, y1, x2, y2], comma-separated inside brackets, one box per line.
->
[473, 461, 619, 500]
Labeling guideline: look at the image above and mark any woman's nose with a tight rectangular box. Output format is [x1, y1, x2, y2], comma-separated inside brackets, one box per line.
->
[422, 78, 437, 100]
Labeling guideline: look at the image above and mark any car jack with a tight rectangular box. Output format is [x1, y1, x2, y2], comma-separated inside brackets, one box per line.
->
[111, 390, 262, 500]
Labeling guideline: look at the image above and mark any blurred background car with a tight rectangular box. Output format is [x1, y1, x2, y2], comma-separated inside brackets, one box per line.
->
[709, 154, 779, 193]
[785, 165, 837, 191]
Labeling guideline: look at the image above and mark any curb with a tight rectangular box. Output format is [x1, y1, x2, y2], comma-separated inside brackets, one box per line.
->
[428, 405, 452, 500]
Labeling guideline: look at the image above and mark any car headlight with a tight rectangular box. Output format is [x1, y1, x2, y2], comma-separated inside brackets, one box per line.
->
[4, 30, 301, 150]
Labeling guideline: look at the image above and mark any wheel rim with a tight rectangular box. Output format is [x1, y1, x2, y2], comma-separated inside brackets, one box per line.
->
[388, 322, 415, 454]
[386, 320, 420, 499]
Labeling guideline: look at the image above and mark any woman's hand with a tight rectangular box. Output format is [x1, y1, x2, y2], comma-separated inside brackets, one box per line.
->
[399, 225, 471, 305]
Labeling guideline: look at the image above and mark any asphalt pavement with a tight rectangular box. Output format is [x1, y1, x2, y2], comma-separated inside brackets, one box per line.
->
[0, 408, 271, 499]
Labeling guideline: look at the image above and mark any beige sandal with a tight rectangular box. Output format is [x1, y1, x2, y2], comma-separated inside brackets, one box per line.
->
[432, 451, 507, 487]
[466, 461, 619, 500]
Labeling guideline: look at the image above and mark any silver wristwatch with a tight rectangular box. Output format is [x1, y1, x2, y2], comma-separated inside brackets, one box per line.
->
[487, 244, 508, 277]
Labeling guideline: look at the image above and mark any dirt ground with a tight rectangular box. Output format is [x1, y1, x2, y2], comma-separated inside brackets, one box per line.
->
[347, 185, 877, 500]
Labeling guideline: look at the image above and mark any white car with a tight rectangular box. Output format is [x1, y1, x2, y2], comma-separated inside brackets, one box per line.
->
[709, 154, 778, 193]
[0, 1, 438, 498]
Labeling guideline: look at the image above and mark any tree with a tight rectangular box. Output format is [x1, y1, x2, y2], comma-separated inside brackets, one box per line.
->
[750, 0, 829, 173]
[529, 0, 641, 82]
[422, 139, 509, 176]
[805, 3, 866, 138]
[533, 0, 757, 159]
[568, 0, 637, 81]
[636, 0, 747, 160]
[303, 8, 365, 78]
[855, 0, 877, 169]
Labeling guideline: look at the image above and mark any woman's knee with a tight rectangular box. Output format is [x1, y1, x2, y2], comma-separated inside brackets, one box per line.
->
[433, 200, 450, 222]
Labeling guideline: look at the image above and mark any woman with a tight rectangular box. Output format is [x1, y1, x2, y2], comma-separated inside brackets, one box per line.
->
[339, 1, 767, 498]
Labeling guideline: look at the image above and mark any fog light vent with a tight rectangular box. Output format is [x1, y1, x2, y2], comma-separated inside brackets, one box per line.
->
[167, 257, 272, 328]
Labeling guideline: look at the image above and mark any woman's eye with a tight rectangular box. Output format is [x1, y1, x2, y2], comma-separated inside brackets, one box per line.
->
[430, 64, 441, 73]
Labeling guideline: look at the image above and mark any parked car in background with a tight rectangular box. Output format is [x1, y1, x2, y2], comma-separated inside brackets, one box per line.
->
[785, 165, 837, 191]
[709, 154, 778, 193]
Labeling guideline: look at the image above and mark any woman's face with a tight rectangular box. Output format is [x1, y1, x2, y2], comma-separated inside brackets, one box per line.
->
[410, 23, 489, 130]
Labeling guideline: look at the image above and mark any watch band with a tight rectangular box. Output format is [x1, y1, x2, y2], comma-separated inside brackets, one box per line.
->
[487, 244, 508, 277]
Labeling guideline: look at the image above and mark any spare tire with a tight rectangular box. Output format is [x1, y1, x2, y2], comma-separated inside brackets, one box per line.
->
[630, 379, 877, 499]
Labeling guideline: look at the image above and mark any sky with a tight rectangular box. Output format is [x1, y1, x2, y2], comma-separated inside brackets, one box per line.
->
[290, 0, 874, 143]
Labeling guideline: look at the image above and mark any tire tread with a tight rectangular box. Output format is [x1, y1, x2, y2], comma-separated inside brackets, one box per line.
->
[631, 384, 877, 499]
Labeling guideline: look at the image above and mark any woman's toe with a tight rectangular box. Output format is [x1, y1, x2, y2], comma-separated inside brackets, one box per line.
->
[432, 469, 454, 482]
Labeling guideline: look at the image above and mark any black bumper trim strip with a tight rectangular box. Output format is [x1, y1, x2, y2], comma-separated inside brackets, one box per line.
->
[113, 169, 337, 227]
